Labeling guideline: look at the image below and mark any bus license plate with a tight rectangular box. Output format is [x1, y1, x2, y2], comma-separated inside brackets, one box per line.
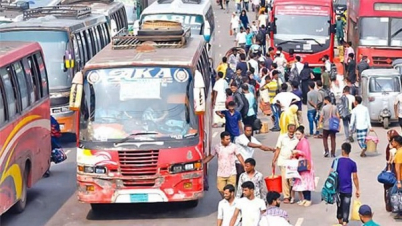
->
[130, 194, 148, 203]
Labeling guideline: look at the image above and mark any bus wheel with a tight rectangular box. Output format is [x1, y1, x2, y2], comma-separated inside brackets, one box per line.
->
[383, 118, 389, 129]
[11, 167, 29, 213]
[185, 200, 199, 208]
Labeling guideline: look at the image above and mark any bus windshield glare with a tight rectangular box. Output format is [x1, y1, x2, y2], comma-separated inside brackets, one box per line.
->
[82, 67, 198, 142]
[0, 30, 69, 90]
[360, 17, 402, 47]
[142, 14, 204, 34]
[275, 14, 330, 40]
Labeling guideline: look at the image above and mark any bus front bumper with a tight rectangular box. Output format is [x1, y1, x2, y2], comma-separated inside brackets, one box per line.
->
[77, 172, 204, 203]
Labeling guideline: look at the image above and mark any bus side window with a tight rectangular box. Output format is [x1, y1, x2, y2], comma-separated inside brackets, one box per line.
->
[83, 30, 94, 58]
[27, 56, 43, 99]
[79, 32, 89, 63]
[0, 82, 5, 124]
[12, 61, 29, 110]
[22, 57, 36, 103]
[92, 27, 101, 53]
[200, 47, 210, 91]
[101, 23, 110, 43]
[0, 68, 18, 117]
[34, 52, 49, 97]
[97, 25, 106, 48]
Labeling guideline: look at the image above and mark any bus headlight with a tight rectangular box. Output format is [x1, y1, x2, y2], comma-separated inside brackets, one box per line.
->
[78, 165, 107, 174]
[170, 161, 202, 174]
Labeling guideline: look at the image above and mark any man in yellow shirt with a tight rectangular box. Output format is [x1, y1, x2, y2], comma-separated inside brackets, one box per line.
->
[217, 56, 229, 77]
[260, 71, 280, 131]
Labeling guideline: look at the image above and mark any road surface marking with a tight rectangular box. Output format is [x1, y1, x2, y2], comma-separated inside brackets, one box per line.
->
[218, 25, 220, 28]
[218, 30, 221, 33]
[65, 150, 71, 155]
[212, 131, 218, 138]
[219, 44, 221, 48]
[315, 177, 320, 188]
[295, 218, 304, 226]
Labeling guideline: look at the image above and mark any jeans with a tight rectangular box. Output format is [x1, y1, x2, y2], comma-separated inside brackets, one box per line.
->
[342, 115, 350, 139]
[236, 163, 245, 186]
[272, 104, 280, 129]
[337, 193, 352, 223]
[236, 3, 241, 12]
[245, 45, 251, 55]
[307, 109, 318, 135]
[243, 2, 249, 11]
[225, 1, 229, 12]
[302, 191, 311, 201]
[301, 80, 309, 105]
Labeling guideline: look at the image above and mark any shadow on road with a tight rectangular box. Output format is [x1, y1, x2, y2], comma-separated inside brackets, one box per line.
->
[86, 197, 216, 221]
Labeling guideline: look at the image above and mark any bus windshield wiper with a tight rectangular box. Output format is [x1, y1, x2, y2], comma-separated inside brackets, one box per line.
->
[391, 28, 402, 39]
[114, 132, 158, 144]
[276, 40, 303, 45]
[295, 38, 323, 47]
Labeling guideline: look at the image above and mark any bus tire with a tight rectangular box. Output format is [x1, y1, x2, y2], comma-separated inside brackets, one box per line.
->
[185, 200, 199, 208]
[11, 166, 29, 213]
[383, 118, 389, 129]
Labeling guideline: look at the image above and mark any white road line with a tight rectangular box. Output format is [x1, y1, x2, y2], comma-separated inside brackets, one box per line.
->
[295, 218, 304, 226]
[212, 131, 218, 138]
[218, 30, 221, 33]
[315, 177, 320, 188]
[65, 150, 71, 155]
[218, 44, 222, 48]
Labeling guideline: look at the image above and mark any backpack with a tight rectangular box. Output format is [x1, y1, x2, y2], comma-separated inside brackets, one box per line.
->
[225, 66, 235, 83]
[321, 158, 340, 204]
[238, 92, 250, 118]
[256, 30, 264, 44]
[337, 95, 350, 118]
[289, 65, 300, 83]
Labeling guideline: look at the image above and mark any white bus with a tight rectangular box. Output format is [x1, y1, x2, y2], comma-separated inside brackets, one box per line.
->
[0, 0, 62, 24]
[134, 0, 215, 53]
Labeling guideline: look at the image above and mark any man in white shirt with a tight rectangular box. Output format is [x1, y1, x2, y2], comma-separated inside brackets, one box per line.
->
[213, 72, 229, 126]
[271, 124, 299, 203]
[394, 92, 402, 131]
[217, 184, 240, 226]
[248, 52, 259, 77]
[229, 181, 267, 226]
[257, 10, 267, 28]
[273, 51, 287, 75]
[349, 96, 374, 157]
[236, 27, 247, 48]
[231, 12, 240, 36]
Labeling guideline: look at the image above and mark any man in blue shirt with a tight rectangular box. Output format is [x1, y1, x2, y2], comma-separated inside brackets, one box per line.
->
[216, 101, 243, 142]
[245, 27, 255, 56]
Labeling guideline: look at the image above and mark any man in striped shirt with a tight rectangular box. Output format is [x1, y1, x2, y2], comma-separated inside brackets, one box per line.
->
[264, 191, 289, 222]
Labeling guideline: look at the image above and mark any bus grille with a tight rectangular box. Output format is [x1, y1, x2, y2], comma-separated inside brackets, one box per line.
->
[372, 56, 398, 67]
[118, 150, 159, 187]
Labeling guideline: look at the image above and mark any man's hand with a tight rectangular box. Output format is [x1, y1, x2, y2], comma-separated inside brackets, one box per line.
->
[397, 182, 401, 189]
[356, 190, 360, 198]
[271, 161, 276, 169]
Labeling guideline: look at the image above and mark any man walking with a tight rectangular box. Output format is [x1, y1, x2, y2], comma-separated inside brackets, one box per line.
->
[307, 81, 321, 137]
[291, 81, 303, 125]
[216, 101, 244, 142]
[203, 131, 245, 198]
[235, 124, 273, 183]
[346, 53, 357, 84]
[359, 204, 380, 226]
[236, 158, 266, 200]
[241, 84, 257, 127]
[349, 96, 373, 157]
[213, 72, 229, 127]
[217, 184, 240, 226]
[331, 143, 360, 226]
[338, 86, 353, 142]
[229, 181, 267, 226]
[272, 124, 299, 203]
[319, 96, 340, 158]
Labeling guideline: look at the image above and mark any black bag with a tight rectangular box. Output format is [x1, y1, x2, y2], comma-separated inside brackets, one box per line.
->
[225, 66, 235, 83]
[239, 92, 250, 117]
[253, 118, 262, 130]
[256, 30, 264, 44]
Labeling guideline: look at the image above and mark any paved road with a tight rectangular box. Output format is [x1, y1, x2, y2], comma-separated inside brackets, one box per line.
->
[2, 3, 401, 226]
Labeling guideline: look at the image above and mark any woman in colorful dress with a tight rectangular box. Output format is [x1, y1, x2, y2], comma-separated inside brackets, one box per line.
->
[292, 126, 315, 207]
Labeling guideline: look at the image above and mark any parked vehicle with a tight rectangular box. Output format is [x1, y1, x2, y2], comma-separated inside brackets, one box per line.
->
[0, 0, 62, 24]
[393, 59, 402, 75]
[69, 23, 212, 211]
[0, 41, 51, 215]
[360, 69, 402, 129]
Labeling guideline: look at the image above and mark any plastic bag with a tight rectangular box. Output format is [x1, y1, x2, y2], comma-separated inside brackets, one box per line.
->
[284, 159, 301, 179]
[351, 199, 362, 221]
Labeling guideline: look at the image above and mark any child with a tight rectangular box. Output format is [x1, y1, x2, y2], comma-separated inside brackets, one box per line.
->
[251, 21, 258, 35]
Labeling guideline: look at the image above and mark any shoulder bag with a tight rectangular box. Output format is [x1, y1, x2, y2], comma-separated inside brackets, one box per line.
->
[328, 105, 340, 132]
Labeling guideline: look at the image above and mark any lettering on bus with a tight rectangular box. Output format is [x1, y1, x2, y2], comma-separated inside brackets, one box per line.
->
[276, 5, 330, 16]
[142, 14, 203, 29]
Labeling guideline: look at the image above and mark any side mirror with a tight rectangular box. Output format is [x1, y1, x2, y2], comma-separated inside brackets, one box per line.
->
[193, 70, 205, 115]
[64, 50, 74, 69]
[69, 72, 83, 111]
[133, 20, 140, 35]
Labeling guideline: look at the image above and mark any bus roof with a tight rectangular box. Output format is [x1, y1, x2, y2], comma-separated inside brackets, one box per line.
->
[84, 35, 205, 70]
[0, 41, 41, 67]
[350, 0, 402, 17]
[0, 12, 107, 32]
[61, 0, 124, 15]
[361, 68, 401, 77]
[0, 0, 62, 23]
[273, 0, 332, 6]
[141, 0, 211, 16]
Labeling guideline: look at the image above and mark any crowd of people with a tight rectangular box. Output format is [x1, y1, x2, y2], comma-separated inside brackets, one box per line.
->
[207, 2, 402, 226]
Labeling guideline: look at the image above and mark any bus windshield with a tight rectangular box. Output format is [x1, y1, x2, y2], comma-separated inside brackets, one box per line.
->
[141, 13, 204, 35]
[360, 17, 402, 47]
[83, 67, 198, 142]
[0, 30, 70, 90]
[275, 14, 330, 40]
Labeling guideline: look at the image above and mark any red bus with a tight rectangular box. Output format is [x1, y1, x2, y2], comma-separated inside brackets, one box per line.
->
[0, 41, 51, 215]
[269, 0, 336, 67]
[347, 0, 402, 67]
[69, 27, 211, 211]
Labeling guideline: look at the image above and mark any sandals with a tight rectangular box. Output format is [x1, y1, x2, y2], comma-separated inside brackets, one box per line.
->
[283, 198, 290, 204]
